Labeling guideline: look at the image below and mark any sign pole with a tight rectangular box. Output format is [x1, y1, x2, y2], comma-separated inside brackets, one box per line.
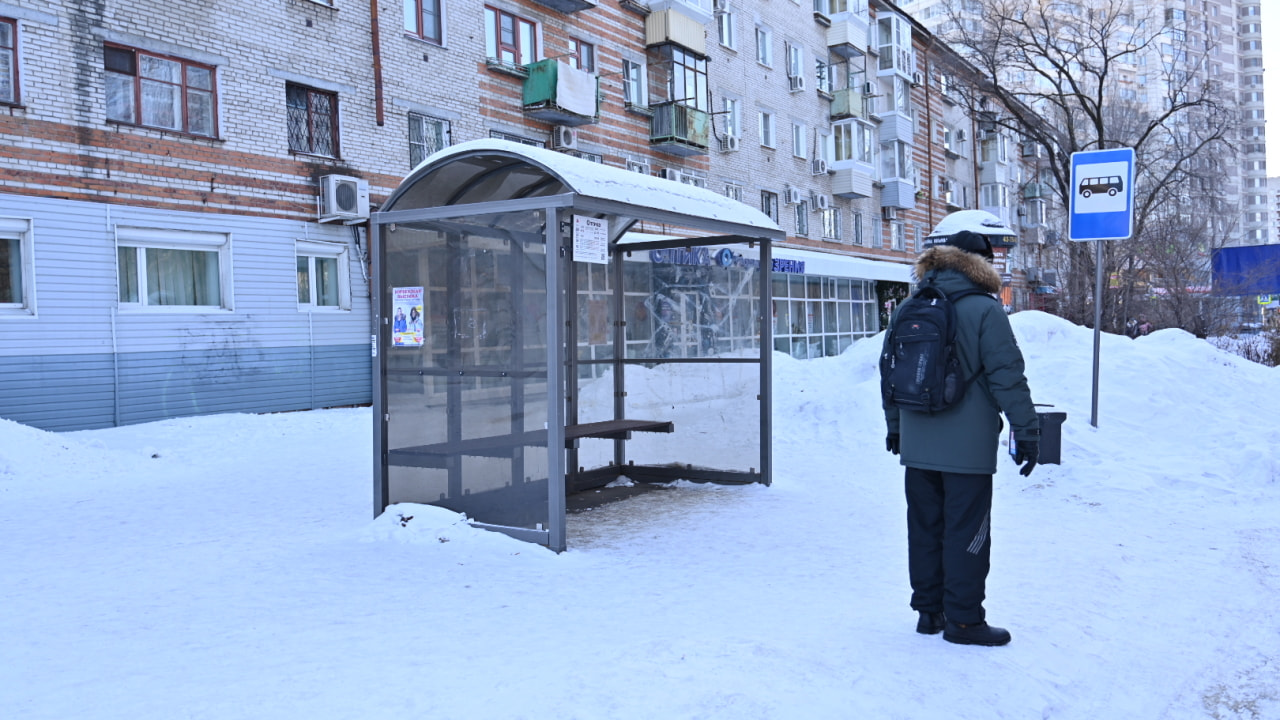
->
[1069, 147, 1135, 431]
[1091, 240, 1104, 428]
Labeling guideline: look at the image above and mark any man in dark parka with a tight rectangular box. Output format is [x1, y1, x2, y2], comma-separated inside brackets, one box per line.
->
[882, 230, 1040, 647]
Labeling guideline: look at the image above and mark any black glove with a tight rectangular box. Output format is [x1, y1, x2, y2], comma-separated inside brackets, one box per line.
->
[886, 434, 900, 455]
[1014, 439, 1039, 476]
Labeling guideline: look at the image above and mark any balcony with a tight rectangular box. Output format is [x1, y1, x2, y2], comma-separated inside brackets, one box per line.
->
[522, 60, 600, 126]
[649, 101, 710, 156]
[827, 13, 869, 59]
[881, 179, 917, 209]
[829, 88, 866, 120]
[528, 0, 598, 12]
[832, 165, 873, 199]
[877, 112, 914, 144]
[1023, 182, 1046, 200]
[646, 8, 707, 54]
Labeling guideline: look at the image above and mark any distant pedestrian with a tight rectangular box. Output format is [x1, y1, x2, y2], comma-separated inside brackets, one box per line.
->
[1137, 315, 1153, 336]
[882, 229, 1040, 647]
[1125, 318, 1139, 339]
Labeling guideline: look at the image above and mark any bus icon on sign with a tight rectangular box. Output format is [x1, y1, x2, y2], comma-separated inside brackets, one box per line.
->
[1079, 176, 1123, 198]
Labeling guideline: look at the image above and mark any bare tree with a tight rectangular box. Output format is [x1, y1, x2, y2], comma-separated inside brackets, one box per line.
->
[937, 0, 1239, 330]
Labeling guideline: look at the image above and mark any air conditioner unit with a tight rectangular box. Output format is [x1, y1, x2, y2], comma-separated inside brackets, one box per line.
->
[551, 126, 578, 151]
[789, 75, 807, 92]
[863, 82, 877, 95]
[318, 175, 370, 223]
[659, 167, 685, 183]
[881, 206, 898, 221]
[1025, 268, 1041, 283]
[814, 193, 831, 210]
[911, 72, 923, 87]
[785, 187, 804, 205]
[811, 158, 829, 175]
[719, 135, 741, 152]
[713, 0, 728, 11]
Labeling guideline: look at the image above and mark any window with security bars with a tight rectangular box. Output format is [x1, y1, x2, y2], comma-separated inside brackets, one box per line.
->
[287, 84, 338, 157]
[104, 44, 217, 136]
[409, 113, 450, 167]
[0, 18, 16, 105]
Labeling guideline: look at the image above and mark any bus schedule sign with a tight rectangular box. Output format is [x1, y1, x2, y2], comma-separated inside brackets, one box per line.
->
[1069, 147, 1135, 241]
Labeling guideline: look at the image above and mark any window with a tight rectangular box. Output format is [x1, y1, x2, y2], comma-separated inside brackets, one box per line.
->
[876, 13, 913, 74]
[485, 6, 537, 67]
[761, 190, 779, 222]
[0, 18, 16, 105]
[725, 183, 743, 202]
[488, 130, 544, 148]
[981, 183, 1009, 208]
[286, 84, 338, 157]
[786, 42, 803, 79]
[852, 211, 864, 246]
[891, 221, 905, 250]
[623, 59, 647, 108]
[759, 111, 775, 148]
[796, 201, 809, 236]
[408, 112, 450, 168]
[815, 59, 833, 95]
[568, 38, 595, 72]
[792, 122, 807, 158]
[403, 0, 442, 44]
[104, 45, 216, 137]
[116, 228, 231, 309]
[717, 10, 736, 50]
[881, 140, 912, 180]
[723, 97, 740, 137]
[755, 26, 773, 67]
[296, 240, 351, 310]
[822, 208, 841, 240]
[669, 46, 708, 110]
[0, 217, 33, 315]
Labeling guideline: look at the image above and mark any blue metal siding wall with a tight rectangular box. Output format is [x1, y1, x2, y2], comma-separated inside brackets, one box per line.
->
[0, 355, 117, 431]
[0, 194, 373, 432]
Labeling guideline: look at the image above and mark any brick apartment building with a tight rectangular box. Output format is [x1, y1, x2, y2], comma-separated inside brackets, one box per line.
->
[0, 0, 1046, 431]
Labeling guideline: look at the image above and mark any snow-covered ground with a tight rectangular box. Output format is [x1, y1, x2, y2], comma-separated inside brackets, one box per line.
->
[2, 311, 1278, 720]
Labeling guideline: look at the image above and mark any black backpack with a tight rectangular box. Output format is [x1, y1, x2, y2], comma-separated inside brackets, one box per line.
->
[880, 279, 994, 413]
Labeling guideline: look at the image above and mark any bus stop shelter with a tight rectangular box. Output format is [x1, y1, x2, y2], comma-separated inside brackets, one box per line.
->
[371, 139, 785, 551]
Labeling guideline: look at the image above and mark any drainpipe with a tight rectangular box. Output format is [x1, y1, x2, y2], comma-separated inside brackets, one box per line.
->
[370, 0, 385, 126]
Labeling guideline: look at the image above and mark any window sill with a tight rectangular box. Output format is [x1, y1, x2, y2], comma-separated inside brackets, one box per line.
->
[624, 103, 654, 117]
[290, 150, 342, 162]
[106, 120, 223, 143]
[117, 306, 235, 314]
[0, 307, 37, 319]
[298, 305, 351, 313]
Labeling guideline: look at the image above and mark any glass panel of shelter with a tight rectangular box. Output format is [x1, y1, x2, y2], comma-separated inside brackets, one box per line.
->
[381, 210, 551, 533]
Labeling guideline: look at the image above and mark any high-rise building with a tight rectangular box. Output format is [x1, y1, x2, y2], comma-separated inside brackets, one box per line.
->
[903, 0, 1267, 247]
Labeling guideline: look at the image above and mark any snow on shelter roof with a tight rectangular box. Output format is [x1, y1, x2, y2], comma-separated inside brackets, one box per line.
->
[380, 139, 783, 239]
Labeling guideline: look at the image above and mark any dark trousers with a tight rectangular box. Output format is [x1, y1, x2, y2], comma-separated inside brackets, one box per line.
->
[904, 466, 993, 625]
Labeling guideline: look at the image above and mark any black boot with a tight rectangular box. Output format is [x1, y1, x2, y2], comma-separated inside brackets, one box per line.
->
[943, 621, 1011, 646]
[916, 611, 946, 635]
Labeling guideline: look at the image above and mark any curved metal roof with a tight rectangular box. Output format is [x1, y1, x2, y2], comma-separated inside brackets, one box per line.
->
[381, 139, 783, 239]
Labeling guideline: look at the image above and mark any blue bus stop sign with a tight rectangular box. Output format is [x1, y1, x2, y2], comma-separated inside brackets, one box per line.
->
[1069, 148, 1135, 241]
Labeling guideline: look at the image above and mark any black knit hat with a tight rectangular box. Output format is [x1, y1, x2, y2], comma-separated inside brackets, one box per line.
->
[945, 230, 994, 259]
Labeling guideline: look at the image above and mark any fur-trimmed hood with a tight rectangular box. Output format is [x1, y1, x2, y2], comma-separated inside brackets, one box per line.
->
[913, 245, 1003, 294]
